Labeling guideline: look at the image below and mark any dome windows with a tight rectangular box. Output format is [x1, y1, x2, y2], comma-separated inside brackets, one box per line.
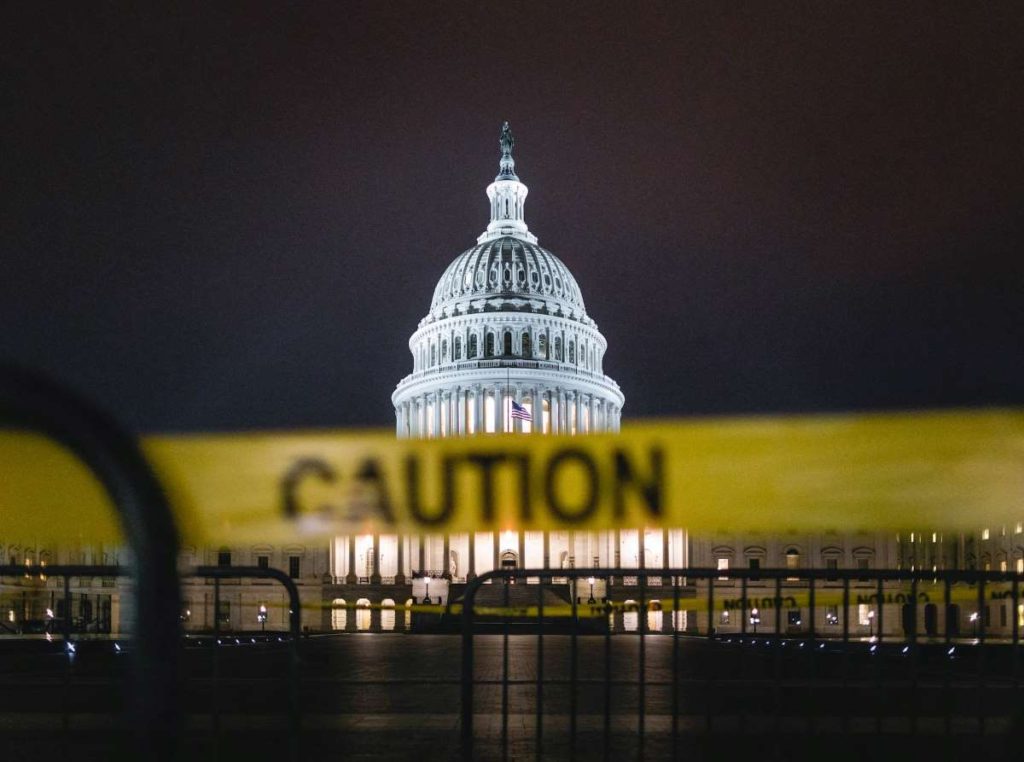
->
[454, 337, 462, 360]
[538, 333, 548, 358]
[485, 333, 495, 358]
[430, 344, 437, 366]
[469, 334, 478, 358]
[522, 332, 532, 358]
[441, 340, 449, 362]
[568, 340, 576, 365]
[554, 337, 563, 361]
[503, 332, 513, 356]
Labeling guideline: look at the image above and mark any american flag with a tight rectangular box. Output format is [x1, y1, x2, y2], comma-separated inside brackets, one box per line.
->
[510, 400, 532, 422]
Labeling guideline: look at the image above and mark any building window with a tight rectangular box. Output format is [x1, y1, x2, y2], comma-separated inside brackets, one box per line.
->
[785, 548, 799, 580]
[857, 557, 870, 581]
[568, 340, 575, 364]
[503, 332, 513, 355]
[982, 528, 990, 540]
[485, 333, 495, 357]
[787, 610, 802, 627]
[858, 604, 873, 626]
[430, 344, 437, 366]
[217, 550, 231, 567]
[1016, 558, 1023, 574]
[826, 558, 839, 581]
[454, 337, 462, 360]
[554, 337, 563, 361]
[748, 557, 760, 581]
[216, 600, 230, 626]
[825, 606, 839, 625]
[257, 555, 269, 570]
[441, 340, 448, 361]
[289, 556, 301, 579]
[720, 610, 730, 625]
[468, 334, 478, 358]
[538, 333, 548, 358]
[716, 557, 729, 581]
[522, 332, 531, 358]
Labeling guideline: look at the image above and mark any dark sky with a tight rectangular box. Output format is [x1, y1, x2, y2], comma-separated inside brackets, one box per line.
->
[3, 2, 1022, 433]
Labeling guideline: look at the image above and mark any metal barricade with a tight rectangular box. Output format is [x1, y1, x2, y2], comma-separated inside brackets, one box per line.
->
[460, 567, 1024, 760]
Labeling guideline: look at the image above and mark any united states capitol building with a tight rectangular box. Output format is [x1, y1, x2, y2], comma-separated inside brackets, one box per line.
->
[8, 125, 1010, 639]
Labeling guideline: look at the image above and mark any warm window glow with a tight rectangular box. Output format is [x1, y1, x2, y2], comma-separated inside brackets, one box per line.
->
[717, 557, 729, 580]
[982, 528, 990, 540]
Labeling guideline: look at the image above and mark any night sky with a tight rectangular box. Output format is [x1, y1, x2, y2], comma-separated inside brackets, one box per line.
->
[3, 3, 1022, 433]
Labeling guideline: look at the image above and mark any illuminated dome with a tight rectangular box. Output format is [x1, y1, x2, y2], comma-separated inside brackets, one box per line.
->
[428, 237, 588, 322]
[393, 122, 623, 437]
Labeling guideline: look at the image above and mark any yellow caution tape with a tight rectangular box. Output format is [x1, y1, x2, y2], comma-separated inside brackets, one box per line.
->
[2, 408, 1022, 543]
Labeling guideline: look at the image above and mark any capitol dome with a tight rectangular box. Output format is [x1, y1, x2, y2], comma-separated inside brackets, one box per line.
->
[393, 122, 623, 437]
[428, 237, 589, 323]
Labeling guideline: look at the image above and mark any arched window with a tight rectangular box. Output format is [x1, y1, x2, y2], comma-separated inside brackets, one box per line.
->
[441, 340, 448, 362]
[381, 599, 396, 631]
[430, 344, 437, 366]
[521, 332, 531, 358]
[581, 342, 588, 368]
[468, 333, 478, 358]
[356, 599, 371, 631]
[454, 337, 462, 360]
[331, 599, 347, 630]
[785, 548, 800, 580]
[503, 332, 513, 355]
[538, 333, 548, 358]
[568, 340, 576, 365]
[554, 337, 563, 361]
[485, 333, 495, 357]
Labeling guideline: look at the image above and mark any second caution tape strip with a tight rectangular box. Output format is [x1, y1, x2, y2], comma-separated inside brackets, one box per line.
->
[224, 584, 1015, 619]
[3, 408, 1022, 543]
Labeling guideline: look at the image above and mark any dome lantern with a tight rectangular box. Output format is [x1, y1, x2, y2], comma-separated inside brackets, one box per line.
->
[479, 121, 537, 245]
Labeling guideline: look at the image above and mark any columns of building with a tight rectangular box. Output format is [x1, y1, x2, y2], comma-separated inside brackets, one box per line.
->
[474, 385, 484, 434]
[532, 386, 540, 434]
[550, 388, 559, 435]
[346, 535, 357, 584]
[468, 532, 476, 580]
[371, 533, 381, 584]
[433, 391, 441, 437]
[495, 382, 505, 433]
[395, 534, 405, 584]
[513, 386, 522, 433]
[589, 394, 597, 435]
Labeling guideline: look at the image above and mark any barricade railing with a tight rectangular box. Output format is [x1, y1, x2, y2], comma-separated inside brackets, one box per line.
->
[1, 367, 181, 758]
[460, 566, 1024, 760]
[0, 564, 303, 760]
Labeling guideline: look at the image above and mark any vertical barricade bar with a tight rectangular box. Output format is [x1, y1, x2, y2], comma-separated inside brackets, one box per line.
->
[705, 573, 715, 732]
[943, 577, 952, 737]
[841, 577, 850, 736]
[977, 576, 986, 735]
[671, 582, 680, 758]
[536, 579, 544, 759]
[909, 576, 919, 736]
[1013, 577, 1020, 710]
[637, 570, 646, 757]
[460, 576, 480, 762]
[213, 575, 222, 759]
[569, 581, 578, 762]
